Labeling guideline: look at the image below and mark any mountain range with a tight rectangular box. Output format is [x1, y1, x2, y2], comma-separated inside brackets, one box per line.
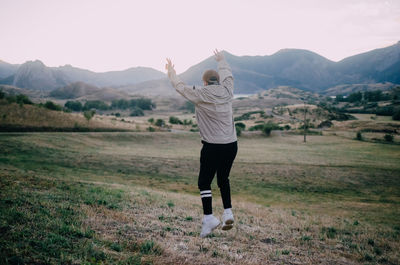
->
[1, 41, 399, 96]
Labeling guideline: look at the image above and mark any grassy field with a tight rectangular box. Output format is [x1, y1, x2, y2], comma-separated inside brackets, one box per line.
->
[1, 131, 399, 264]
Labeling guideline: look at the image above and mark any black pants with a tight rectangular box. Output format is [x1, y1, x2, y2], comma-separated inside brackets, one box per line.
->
[198, 141, 238, 215]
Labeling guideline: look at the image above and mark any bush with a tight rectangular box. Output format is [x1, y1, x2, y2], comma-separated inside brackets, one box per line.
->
[0, 89, 4, 99]
[169, 116, 183, 124]
[235, 122, 246, 130]
[130, 107, 144, 117]
[155, 119, 165, 127]
[356, 131, 363, 141]
[64, 101, 82, 112]
[384, 134, 394, 142]
[44, 101, 62, 111]
[148, 117, 154, 124]
[183, 119, 192, 125]
[140, 240, 162, 255]
[111, 98, 155, 110]
[318, 120, 333, 128]
[83, 100, 109, 111]
[262, 122, 280, 136]
[84, 110, 96, 122]
[16, 94, 33, 105]
[249, 124, 264, 131]
[147, 126, 155, 132]
[235, 126, 242, 137]
[283, 124, 291, 130]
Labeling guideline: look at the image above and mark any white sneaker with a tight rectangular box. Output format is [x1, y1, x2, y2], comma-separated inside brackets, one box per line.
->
[200, 215, 220, 238]
[221, 209, 234, 230]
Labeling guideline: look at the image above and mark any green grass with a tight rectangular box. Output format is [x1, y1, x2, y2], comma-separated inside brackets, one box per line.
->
[0, 131, 399, 264]
[0, 169, 161, 264]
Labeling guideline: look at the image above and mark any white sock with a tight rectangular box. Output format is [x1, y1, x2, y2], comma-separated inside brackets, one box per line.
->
[224, 208, 232, 215]
[203, 214, 214, 222]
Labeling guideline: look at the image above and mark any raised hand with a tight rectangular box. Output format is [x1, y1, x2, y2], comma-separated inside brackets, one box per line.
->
[165, 58, 176, 77]
[214, 49, 224, 62]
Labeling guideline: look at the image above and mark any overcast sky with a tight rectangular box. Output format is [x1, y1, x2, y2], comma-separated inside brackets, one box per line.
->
[0, 0, 399, 73]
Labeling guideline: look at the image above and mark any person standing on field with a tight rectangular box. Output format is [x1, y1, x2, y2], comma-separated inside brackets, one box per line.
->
[165, 49, 238, 238]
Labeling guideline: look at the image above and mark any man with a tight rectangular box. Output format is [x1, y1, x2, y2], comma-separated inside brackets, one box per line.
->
[165, 49, 238, 238]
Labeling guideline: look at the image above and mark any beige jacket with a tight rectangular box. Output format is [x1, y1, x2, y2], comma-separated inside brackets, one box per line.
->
[168, 59, 237, 144]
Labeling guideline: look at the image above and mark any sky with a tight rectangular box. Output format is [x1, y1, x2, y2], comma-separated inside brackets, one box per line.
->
[0, 0, 399, 74]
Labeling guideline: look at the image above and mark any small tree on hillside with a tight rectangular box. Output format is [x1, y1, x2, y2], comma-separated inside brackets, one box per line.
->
[84, 110, 96, 123]
[169, 116, 183, 124]
[262, 122, 280, 136]
[44, 101, 62, 111]
[155, 119, 165, 127]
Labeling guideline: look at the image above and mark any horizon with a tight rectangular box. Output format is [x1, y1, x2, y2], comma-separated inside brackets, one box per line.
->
[1, 0, 400, 74]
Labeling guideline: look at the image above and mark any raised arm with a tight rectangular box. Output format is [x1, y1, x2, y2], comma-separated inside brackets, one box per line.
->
[214, 49, 234, 95]
[165, 58, 204, 104]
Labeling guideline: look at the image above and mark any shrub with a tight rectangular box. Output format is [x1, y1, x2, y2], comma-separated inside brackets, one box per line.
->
[140, 240, 162, 255]
[0, 89, 4, 99]
[155, 119, 165, 127]
[111, 98, 155, 110]
[64, 100, 82, 112]
[262, 122, 280, 136]
[384, 134, 394, 142]
[249, 124, 264, 131]
[318, 120, 333, 128]
[235, 122, 246, 130]
[183, 119, 192, 125]
[169, 116, 182, 124]
[283, 124, 291, 130]
[148, 117, 154, 123]
[356, 131, 363, 141]
[130, 107, 144, 116]
[44, 101, 62, 111]
[235, 126, 242, 137]
[84, 110, 96, 122]
[147, 126, 155, 132]
[16, 94, 33, 105]
[83, 100, 109, 111]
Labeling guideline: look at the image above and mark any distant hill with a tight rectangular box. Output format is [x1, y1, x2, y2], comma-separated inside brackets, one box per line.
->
[121, 42, 400, 96]
[11, 60, 69, 91]
[0, 60, 19, 79]
[58, 65, 166, 87]
[0, 60, 166, 91]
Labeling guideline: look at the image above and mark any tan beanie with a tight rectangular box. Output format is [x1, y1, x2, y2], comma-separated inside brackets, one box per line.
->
[202, 69, 220, 84]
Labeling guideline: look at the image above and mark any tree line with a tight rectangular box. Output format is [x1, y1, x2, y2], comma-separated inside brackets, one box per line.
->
[0, 90, 155, 117]
[65, 98, 155, 112]
[335, 90, 395, 103]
